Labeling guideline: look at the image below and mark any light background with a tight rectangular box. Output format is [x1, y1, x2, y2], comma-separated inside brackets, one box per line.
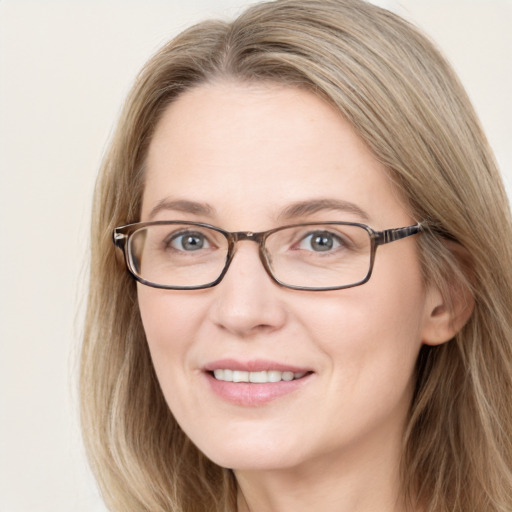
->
[0, 1, 510, 511]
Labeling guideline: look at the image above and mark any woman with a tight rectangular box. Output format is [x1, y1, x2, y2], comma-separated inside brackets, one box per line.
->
[80, 0, 512, 511]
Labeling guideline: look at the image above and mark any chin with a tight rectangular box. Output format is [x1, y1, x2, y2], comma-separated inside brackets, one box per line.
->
[189, 428, 311, 472]
[208, 451, 302, 472]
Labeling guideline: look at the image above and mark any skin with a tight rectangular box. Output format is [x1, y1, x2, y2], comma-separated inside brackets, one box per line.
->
[137, 81, 454, 512]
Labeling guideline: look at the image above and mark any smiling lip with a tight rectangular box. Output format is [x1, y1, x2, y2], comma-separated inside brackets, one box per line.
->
[203, 359, 313, 407]
[204, 358, 310, 373]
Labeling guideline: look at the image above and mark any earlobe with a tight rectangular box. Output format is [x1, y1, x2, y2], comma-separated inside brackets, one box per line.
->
[421, 282, 474, 346]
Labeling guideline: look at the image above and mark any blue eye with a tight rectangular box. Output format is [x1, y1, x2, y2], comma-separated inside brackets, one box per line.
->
[169, 231, 211, 251]
[298, 231, 342, 252]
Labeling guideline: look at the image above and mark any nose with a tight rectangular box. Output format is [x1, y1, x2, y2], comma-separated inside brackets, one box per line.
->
[209, 242, 288, 338]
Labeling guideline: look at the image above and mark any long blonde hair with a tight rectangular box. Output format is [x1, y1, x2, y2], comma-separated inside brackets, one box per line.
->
[81, 1, 512, 510]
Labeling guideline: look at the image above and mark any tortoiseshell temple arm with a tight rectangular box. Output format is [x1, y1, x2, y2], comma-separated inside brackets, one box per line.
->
[376, 223, 424, 245]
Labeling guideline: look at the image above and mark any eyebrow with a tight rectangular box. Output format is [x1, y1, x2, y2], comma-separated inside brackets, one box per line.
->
[148, 199, 215, 220]
[147, 197, 370, 223]
[277, 198, 370, 222]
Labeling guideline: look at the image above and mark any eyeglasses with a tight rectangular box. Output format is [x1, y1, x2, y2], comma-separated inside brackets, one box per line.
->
[113, 221, 424, 291]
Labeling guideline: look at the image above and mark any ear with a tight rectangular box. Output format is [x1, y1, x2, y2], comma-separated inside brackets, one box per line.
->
[421, 275, 474, 346]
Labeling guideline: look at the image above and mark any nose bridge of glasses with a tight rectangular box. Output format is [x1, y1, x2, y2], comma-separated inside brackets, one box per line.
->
[232, 231, 255, 240]
[231, 230, 267, 246]
[227, 231, 271, 272]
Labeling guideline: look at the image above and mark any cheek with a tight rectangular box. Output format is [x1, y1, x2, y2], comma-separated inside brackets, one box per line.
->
[301, 290, 425, 448]
[138, 284, 204, 334]
[136, 286, 214, 432]
[304, 295, 423, 391]
[298, 251, 428, 389]
[137, 286, 202, 376]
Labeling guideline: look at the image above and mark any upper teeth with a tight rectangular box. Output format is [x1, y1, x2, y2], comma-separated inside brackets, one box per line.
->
[213, 369, 306, 383]
[213, 370, 306, 383]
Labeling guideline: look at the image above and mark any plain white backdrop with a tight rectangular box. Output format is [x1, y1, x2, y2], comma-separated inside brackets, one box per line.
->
[0, 1, 510, 511]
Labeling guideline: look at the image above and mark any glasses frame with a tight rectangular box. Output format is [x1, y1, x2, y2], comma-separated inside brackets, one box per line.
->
[113, 220, 424, 291]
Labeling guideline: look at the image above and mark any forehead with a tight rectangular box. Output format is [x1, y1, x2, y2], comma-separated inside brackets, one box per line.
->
[142, 81, 410, 228]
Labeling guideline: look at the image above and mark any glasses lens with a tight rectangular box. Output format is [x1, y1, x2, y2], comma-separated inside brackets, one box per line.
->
[265, 224, 372, 289]
[128, 224, 229, 288]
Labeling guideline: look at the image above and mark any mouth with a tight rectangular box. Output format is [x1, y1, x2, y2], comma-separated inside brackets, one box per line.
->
[211, 369, 309, 383]
[203, 359, 314, 406]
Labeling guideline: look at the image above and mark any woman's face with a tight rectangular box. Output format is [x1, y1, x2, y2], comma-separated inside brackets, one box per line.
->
[138, 81, 440, 472]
